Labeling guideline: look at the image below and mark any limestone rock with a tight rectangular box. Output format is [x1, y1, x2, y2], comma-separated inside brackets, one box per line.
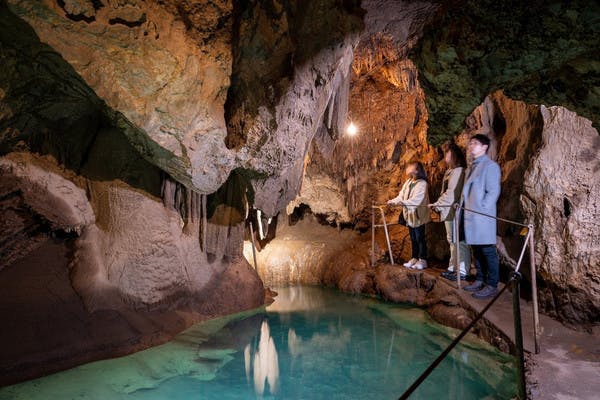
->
[286, 174, 351, 223]
[0, 152, 95, 234]
[375, 265, 448, 307]
[7, 0, 234, 192]
[5, 0, 365, 218]
[227, 1, 364, 215]
[247, 216, 362, 287]
[60, 0, 96, 20]
[73, 178, 263, 310]
[522, 106, 600, 324]
[457, 92, 599, 325]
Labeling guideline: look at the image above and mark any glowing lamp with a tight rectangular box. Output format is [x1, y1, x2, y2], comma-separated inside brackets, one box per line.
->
[346, 122, 358, 136]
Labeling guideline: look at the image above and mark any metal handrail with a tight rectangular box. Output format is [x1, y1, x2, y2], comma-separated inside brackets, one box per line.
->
[372, 203, 395, 265]
[371, 202, 540, 354]
[398, 271, 527, 399]
[371, 202, 539, 398]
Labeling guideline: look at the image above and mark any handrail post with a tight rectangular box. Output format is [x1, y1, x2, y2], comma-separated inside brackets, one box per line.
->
[371, 202, 376, 267]
[380, 207, 394, 265]
[528, 224, 541, 354]
[511, 271, 527, 399]
[453, 203, 461, 289]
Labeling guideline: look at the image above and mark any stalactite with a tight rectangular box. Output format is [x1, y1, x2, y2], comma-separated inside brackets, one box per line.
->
[161, 174, 208, 231]
[161, 175, 176, 209]
[201, 193, 207, 252]
[333, 64, 351, 138]
[326, 90, 336, 130]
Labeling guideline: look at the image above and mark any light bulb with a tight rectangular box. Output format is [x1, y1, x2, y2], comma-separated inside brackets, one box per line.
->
[346, 122, 358, 136]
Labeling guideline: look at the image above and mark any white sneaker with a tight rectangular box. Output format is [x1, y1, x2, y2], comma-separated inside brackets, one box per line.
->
[448, 265, 455, 272]
[413, 259, 428, 270]
[403, 258, 418, 268]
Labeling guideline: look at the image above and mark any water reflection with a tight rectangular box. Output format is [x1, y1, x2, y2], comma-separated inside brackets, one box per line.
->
[0, 286, 517, 400]
[244, 320, 279, 396]
[265, 285, 328, 312]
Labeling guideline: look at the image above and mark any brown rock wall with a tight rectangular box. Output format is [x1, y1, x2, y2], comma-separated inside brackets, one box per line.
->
[7, 0, 234, 192]
[457, 92, 599, 325]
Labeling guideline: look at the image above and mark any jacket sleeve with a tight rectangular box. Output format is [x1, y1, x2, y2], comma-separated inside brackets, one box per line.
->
[432, 168, 462, 208]
[402, 180, 427, 209]
[482, 162, 501, 210]
[387, 181, 407, 205]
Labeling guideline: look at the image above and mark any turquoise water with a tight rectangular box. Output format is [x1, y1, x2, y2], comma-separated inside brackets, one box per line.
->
[0, 286, 516, 399]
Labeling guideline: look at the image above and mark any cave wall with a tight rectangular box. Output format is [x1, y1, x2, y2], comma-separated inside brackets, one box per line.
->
[5, 0, 365, 216]
[0, 0, 367, 307]
[523, 106, 600, 324]
[412, 0, 600, 145]
[0, 0, 367, 380]
[453, 92, 600, 326]
[288, 0, 449, 263]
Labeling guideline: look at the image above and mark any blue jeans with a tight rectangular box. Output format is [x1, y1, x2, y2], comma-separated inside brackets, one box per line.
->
[409, 225, 427, 260]
[471, 244, 499, 287]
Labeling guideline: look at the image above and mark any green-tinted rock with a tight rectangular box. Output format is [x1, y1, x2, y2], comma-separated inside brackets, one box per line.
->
[411, 0, 600, 144]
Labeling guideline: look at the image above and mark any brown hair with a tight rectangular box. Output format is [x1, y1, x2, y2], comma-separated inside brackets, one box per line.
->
[407, 160, 428, 182]
[442, 142, 467, 168]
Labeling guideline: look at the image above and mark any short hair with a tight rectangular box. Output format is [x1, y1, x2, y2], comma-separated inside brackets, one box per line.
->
[471, 134, 491, 151]
[442, 142, 467, 168]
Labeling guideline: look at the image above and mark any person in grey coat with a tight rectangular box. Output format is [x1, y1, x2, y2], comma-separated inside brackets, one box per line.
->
[461, 134, 502, 299]
[430, 142, 470, 281]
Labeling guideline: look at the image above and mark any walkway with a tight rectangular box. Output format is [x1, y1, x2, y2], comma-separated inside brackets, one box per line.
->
[429, 269, 600, 400]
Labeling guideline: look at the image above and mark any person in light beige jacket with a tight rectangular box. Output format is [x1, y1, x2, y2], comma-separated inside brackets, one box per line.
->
[430, 142, 471, 280]
[387, 161, 430, 270]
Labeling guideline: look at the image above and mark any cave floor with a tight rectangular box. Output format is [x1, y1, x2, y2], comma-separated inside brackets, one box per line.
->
[427, 268, 600, 400]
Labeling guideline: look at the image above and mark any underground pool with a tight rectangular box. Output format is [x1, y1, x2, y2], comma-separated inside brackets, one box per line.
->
[0, 286, 516, 399]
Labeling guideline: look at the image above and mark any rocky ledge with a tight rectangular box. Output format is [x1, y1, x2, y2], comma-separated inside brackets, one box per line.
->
[324, 262, 515, 355]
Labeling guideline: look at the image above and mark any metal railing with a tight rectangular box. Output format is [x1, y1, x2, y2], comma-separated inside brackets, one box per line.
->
[370, 202, 541, 399]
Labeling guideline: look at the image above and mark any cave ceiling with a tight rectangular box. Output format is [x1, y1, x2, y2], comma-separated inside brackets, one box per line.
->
[411, 0, 599, 144]
[1, 0, 598, 212]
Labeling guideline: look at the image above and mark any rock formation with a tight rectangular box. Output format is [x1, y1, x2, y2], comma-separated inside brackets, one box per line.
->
[0, 0, 599, 386]
[523, 106, 600, 324]
[0, 0, 364, 382]
[411, 0, 599, 143]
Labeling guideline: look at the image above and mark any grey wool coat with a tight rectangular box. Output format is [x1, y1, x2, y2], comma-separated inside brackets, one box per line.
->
[461, 155, 501, 245]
